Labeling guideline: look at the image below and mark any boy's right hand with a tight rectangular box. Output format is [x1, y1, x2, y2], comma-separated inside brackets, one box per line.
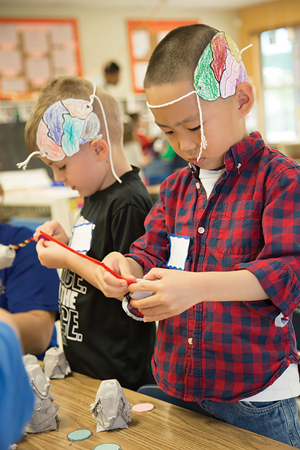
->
[36, 238, 71, 269]
[94, 252, 136, 300]
[34, 220, 69, 245]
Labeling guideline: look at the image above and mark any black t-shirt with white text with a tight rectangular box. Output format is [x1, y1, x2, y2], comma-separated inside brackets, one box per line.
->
[59, 167, 156, 390]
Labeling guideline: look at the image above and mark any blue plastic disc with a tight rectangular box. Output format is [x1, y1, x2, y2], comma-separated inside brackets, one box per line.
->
[93, 444, 121, 450]
[67, 429, 92, 441]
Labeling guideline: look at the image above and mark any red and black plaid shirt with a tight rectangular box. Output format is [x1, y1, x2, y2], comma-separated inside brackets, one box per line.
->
[127, 132, 300, 402]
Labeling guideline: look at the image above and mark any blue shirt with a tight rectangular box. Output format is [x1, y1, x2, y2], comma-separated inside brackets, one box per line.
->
[0, 322, 34, 449]
[0, 224, 59, 358]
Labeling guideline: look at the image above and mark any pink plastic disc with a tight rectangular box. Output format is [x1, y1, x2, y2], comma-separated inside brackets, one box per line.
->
[132, 403, 155, 413]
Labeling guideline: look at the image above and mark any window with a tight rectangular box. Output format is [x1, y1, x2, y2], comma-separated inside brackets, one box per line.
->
[261, 27, 300, 143]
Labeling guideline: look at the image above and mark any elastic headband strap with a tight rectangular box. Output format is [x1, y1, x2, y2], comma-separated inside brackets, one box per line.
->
[90, 89, 122, 184]
[240, 44, 252, 54]
[146, 90, 196, 109]
[147, 90, 207, 161]
[17, 151, 42, 170]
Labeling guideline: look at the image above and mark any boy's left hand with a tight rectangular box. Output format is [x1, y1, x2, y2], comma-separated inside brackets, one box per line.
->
[36, 238, 70, 269]
[129, 268, 200, 322]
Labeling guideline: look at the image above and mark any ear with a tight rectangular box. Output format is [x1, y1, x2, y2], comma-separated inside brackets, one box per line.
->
[90, 139, 109, 161]
[235, 82, 254, 118]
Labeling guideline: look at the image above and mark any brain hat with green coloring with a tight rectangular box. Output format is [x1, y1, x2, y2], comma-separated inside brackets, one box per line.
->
[147, 31, 251, 160]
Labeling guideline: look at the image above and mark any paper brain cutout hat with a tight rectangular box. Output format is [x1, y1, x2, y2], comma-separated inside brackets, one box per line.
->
[193, 31, 249, 101]
[36, 98, 102, 162]
[17, 84, 122, 183]
[147, 31, 251, 160]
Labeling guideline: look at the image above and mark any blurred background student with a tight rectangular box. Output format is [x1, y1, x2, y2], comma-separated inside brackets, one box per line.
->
[103, 61, 121, 90]
[123, 112, 152, 181]
[0, 183, 59, 359]
[84, 60, 121, 95]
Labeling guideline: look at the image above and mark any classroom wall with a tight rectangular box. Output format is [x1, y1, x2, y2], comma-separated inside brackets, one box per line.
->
[0, 4, 239, 96]
[238, 0, 300, 137]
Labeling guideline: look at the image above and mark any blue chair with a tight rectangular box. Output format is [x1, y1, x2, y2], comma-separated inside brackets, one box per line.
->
[292, 308, 300, 351]
[143, 158, 174, 185]
[137, 384, 213, 416]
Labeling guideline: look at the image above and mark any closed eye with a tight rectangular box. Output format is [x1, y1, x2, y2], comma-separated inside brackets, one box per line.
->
[59, 165, 66, 171]
[188, 125, 200, 132]
[164, 125, 200, 135]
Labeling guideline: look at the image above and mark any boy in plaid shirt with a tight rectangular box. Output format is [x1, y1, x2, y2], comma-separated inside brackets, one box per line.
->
[95, 24, 300, 446]
[43, 25, 300, 445]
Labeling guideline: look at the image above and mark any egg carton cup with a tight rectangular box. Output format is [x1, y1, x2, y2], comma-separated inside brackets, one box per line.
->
[43, 347, 71, 379]
[90, 379, 132, 432]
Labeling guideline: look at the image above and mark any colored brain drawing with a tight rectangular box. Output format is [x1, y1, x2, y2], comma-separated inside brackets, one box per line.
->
[193, 32, 248, 101]
[36, 98, 101, 161]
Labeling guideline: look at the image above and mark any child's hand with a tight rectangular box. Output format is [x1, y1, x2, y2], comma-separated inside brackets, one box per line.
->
[36, 239, 70, 269]
[94, 252, 136, 300]
[129, 268, 200, 322]
[34, 220, 69, 245]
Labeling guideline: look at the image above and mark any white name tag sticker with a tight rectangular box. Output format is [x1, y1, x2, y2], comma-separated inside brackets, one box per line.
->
[69, 222, 94, 254]
[166, 234, 190, 271]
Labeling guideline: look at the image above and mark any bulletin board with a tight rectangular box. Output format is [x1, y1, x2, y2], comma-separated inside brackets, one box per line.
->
[0, 18, 82, 100]
[128, 20, 198, 93]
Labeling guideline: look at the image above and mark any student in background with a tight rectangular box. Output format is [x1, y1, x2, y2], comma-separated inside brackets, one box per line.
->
[0, 184, 59, 359]
[94, 24, 300, 447]
[123, 113, 152, 180]
[85, 61, 120, 95]
[22, 76, 156, 391]
[103, 61, 120, 89]
[0, 307, 34, 450]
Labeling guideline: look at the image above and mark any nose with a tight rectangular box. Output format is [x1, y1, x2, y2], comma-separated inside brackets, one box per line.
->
[179, 136, 197, 153]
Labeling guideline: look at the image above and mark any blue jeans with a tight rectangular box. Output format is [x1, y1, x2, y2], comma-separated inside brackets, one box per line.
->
[198, 398, 300, 448]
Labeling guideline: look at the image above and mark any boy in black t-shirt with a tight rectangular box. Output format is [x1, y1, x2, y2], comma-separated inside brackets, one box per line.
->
[22, 76, 155, 390]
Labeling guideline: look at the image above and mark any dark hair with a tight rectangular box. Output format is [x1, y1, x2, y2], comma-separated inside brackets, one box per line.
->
[104, 62, 120, 74]
[144, 24, 218, 88]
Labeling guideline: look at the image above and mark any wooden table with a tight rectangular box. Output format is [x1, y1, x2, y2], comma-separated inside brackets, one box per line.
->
[17, 371, 292, 450]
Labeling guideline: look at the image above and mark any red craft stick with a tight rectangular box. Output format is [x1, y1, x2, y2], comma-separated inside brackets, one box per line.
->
[38, 231, 134, 285]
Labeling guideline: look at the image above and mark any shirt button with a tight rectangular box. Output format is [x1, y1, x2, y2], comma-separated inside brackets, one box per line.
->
[188, 337, 193, 345]
[198, 227, 205, 234]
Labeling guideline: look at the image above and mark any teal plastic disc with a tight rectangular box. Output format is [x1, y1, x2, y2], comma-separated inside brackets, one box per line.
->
[67, 429, 92, 441]
[93, 444, 121, 450]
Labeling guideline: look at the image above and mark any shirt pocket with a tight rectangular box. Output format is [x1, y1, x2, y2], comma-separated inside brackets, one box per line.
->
[213, 200, 263, 257]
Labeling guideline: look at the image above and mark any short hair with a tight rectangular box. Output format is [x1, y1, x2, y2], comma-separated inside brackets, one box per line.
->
[25, 76, 123, 154]
[144, 24, 218, 88]
[104, 62, 120, 74]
